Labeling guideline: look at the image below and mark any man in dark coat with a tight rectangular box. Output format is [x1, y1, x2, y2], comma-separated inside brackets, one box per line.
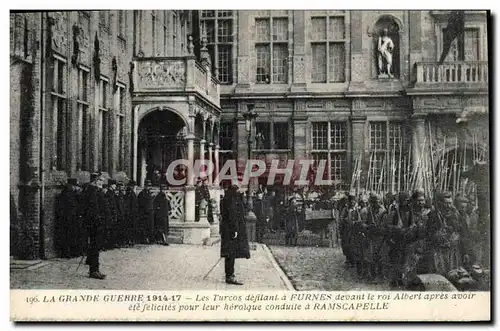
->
[124, 180, 138, 246]
[220, 184, 250, 285]
[154, 184, 170, 245]
[285, 197, 300, 246]
[195, 178, 210, 222]
[254, 189, 268, 243]
[137, 180, 155, 244]
[339, 193, 359, 267]
[82, 173, 106, 279]
[55, 178, 80, 258]
[115, 182, 127, 248]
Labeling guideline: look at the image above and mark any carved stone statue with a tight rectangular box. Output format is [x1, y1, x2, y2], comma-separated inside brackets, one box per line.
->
[377, 28, 395, 78]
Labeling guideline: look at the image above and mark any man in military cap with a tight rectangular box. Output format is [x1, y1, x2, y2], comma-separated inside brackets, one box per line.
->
[137, 180, 155, 244]
[124, 180, 138, 246]
[153, 184, 170, 245]
[285, 197, 300, 246]
[115, 182, 127, 248]
[82, 173, 106, 279]
[254, 186, 268, 243]
[339, 192, 360, 268]
[360, 193, 387, 281]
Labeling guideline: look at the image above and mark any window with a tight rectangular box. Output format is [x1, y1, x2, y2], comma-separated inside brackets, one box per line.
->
[98, 77, 109, 171]
[51, 55, 67, 171]
[312, 122, 348, 188]
[368, 121, 407, 192]
[118, 11, 126, 40]
[152, 11, 157, 55]
[200, 10, 234, 84]
[99, 11, 110, 31]
[219, 122, 234, 151]
[444, 27, 480, 62]
[77, 67, 90, 171]
[163, 11, 168, 56]
[311, 16, 346, 83]
[255, 122, 289, 150]
[255, 17, 289, 84]
[115, 84, 126, 170]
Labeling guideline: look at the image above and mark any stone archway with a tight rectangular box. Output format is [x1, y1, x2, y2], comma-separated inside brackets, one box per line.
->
[137, 109, 187, 187]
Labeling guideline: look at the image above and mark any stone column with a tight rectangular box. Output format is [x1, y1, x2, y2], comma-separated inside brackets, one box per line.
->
[184, 134, 195, 222]
[210, 144, 221, 241]
[208, 143, 214, 186]
[412, 114, 427, 190]
[200, 139, 206, 178]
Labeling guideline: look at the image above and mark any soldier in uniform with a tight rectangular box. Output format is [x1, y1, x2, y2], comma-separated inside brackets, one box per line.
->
[359, 193, 387, 281]
[285, 197, 300, 246]
[220, 184, 250, 285]
[254, 187, 268, 243]
[339, 193, 359, 267]
[82, 173, 106, 279]
[124, 180, 138, 246]
[103, 179, 119, 249]
[137, 180, 155, 244]
[153, 184, 170, 245]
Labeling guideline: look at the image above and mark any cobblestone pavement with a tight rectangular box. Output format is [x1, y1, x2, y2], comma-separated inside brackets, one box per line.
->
[10, 244, 289, 290]
[269, 246, 392, 291]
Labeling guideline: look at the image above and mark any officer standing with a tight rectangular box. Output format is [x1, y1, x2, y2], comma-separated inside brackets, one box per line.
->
[124, 180, 138, 246]
[82, 173, 106, 279]
[220, 184, 250, 285]
[153, 184, 170, 245]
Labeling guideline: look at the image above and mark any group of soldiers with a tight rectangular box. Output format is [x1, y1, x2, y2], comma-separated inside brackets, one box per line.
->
[55, 174, 171, 279]
[338, 189, 489, 289]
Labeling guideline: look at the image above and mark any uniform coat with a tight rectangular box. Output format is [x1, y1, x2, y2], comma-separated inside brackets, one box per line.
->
[124, 189, 138, 243]
[220, 188, 250, 259]
[137, 189, 155, 241]
[154, 191, 170, 235]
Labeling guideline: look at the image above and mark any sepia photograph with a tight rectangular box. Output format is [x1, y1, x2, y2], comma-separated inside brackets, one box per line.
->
[8, 7, 491, 322]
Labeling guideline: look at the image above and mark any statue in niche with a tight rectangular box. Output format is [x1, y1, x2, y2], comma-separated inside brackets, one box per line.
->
[377, 28, 395, 78]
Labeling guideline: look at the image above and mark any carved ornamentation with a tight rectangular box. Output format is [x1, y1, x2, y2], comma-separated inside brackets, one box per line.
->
[293, 56, 305, 83]
[71, 24, 82, 67]
[128, 61, 135, 93]
[112, 56, 118, 92]
[93, 32, 101, 79]
[48, 12, 68, 54]
[137, 60, 186, 89]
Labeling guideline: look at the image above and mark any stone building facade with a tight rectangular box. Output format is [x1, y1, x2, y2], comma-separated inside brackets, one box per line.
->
[197, 10, 489, 196]
[10, 10, 221, 259]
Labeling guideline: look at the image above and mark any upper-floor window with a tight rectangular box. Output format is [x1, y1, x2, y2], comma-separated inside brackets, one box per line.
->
[444, 27, 481, 62]
[200, 10, 234, 84]
[310, 16, 346, 83]
[255, 17, 289, 84]
[255, 122, 289, 150]
[77, 66, 90, 171]
[51, 55, 67, 171]
[219, 121, 234, 151]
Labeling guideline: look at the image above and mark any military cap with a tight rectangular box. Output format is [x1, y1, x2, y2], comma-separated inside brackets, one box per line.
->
[67, 178, 78, 186]
[117, 181, 124, 186]
[398, 191, 410, 204]
[102, 184, 109, 189]
[440, 191, 453, 199]
[145, 180, 152, 186]
[108, 179, 117, 185]
[127, 180, 136, 186]
[455, 195, 468, 203]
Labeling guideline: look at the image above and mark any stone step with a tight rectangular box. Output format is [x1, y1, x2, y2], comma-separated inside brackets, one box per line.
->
[167, 235, 183, 244]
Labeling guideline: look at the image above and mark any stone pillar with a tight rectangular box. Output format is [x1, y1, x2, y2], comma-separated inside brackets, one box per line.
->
[412, 114, 427, 190]
[208, 143, 214, 186]
[184, 134, 195, 222]
[350, 11, 363, 82]
[200, 139, 206, 178]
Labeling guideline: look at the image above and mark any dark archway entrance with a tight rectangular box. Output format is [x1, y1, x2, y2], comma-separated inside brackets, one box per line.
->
[137, 110, 187, 187]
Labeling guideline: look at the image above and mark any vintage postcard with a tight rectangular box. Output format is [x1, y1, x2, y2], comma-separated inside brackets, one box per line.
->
[9, 8, 491, 322]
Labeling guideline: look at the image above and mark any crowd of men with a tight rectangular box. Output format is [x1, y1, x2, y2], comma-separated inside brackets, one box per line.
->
[55, 174, 170, 279]
[338, 190, 489, 290]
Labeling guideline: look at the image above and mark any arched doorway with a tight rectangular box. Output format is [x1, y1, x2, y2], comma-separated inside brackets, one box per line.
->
[137, 109, 187, 187]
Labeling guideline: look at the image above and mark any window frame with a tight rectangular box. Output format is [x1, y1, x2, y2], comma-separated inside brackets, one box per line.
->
[114, 82, 126, 171]
[97, 76, 110, 172]
[50, 54, 68, 171]
[254, 120, 291, 152]
[76, 65, 90, 171]
[310, 15, 347, 83]
[311, 121, 348, 188]
[200, 10, 234, 84]
[255, 16, 289, 84]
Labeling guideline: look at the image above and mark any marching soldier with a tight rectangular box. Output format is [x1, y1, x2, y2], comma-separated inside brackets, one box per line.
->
[153, 184, 170, 245]
[137, 180, 155, 244]
[124, 180, 138, 246]
[254, 188, 268, 243]
[82, 173, 106, 279]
